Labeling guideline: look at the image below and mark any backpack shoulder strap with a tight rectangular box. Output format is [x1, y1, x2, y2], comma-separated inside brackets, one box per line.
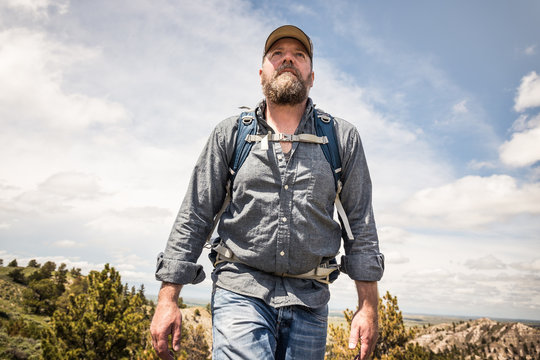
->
[314, 109, 354, 241]
[314, 109, 342, 191]
[205, 111, 257, 246]
[229, 111, 258, 182]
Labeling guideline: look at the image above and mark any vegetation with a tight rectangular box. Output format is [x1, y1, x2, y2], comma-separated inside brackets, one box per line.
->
[326, 291, 463, 359]
[1, 260, 537, 359]
[0, 259, 211, 360]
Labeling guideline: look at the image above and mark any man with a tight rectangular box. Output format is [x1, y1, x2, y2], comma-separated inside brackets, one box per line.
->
[150, 25, 384, 360]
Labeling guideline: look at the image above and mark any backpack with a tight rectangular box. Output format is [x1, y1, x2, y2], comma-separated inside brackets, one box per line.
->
[206, 108, 354, 283]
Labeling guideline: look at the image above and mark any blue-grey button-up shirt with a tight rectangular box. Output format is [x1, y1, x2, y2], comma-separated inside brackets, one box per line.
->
[156, 98, 384, 308]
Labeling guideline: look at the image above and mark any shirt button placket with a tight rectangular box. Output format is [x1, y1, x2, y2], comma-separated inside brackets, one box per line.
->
[276, 148, 293, 274]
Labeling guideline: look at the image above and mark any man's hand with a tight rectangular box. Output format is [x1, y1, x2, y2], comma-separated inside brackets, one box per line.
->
[150, 283, 183, 360]
[348, 281, 379, 360]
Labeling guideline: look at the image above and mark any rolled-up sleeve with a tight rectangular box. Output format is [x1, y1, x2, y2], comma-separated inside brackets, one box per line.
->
[337, 122, 385, 281]
[155, 117, 237, 284]
[155, 252, 206, 284]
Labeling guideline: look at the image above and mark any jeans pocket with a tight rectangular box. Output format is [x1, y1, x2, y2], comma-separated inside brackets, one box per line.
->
[303, 304, 329, 323]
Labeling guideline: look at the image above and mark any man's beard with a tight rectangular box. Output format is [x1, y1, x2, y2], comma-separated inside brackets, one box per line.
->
[261, 64, 310, 105]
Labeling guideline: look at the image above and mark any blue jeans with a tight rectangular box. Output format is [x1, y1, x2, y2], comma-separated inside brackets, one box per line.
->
[211, 287, 328, 360]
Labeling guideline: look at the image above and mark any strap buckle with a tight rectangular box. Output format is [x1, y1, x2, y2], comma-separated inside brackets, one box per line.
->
[278, 133, 294, 142]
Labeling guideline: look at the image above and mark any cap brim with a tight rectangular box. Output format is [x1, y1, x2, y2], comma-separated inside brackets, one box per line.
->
[264, 25, 312, 59]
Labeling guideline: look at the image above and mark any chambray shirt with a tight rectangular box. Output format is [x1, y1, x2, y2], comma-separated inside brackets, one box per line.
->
[155, 98, 384, 309]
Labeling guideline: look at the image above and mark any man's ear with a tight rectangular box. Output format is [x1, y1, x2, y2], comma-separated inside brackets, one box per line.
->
[259, 69, 263, 84]
[310, 71, 315, 87]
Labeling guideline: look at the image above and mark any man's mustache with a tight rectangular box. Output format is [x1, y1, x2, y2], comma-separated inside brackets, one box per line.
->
[275, 64, 301, 78]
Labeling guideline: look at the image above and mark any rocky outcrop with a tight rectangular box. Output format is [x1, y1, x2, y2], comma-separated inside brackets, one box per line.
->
[411, 318, 540, 360]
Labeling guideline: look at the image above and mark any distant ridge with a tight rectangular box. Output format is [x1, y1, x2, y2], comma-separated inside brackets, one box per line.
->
[403, 313, 540, 329]
[411, 317, 540, 359]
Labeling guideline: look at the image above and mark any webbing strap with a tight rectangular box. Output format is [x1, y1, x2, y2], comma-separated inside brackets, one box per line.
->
[205, 181, 232, 247]
[212, 242, 339, 285]
[246, 133, 328, 144]
[335, 181, 354, 240]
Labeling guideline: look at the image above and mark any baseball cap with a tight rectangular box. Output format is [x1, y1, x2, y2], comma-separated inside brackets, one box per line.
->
[264, 25, 313, 59]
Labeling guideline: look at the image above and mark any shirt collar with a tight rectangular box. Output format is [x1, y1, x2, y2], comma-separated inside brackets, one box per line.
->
[255, 98, 314, 134]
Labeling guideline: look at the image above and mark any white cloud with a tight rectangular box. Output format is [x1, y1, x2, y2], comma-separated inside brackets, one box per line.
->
[514, 71, 540, 112]
[312, 60, 454, 211]
[378, 226, 412, 245]
[0, 28, 128, 131]
[51, 239, 85, 248]
[510, 114, 531, 132]
[384, 251, 410, 265]
[511, 258, 540, 272]
[524, 44, 537, 55]
[467, 159, 496, 170]
[398, 175, 540, 229]
[1, 0, 68, 18]
[4, 172, 106, 215]
[0, 1, 273, 289]
[388, 265, 540, 318]
[86, 206, 172, 233]
[464, 254, 506, 270]
[499, 123, 540, 167]
[287, 4, 316, 16]
[452, 99, 468, 114]
[38, 172, 105, 200]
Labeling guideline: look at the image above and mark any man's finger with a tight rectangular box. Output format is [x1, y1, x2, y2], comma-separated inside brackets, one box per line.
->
[172, 316, 182, 352]
[348, 321, 360, 349]
[151, 332, 157, 351]
[156, 334, 174, 360]
[359, 335, 372, 360]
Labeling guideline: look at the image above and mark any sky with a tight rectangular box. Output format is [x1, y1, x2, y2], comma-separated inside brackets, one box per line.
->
[1, 0, 539, 320]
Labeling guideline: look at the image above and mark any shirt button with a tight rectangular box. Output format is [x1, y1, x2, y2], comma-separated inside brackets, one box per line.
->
[282, 217, 287, 222]
[280, 251, 285, 256]
[284, 185, 289, 190]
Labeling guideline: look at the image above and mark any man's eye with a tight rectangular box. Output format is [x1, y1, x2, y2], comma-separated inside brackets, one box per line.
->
[272, 51, 282, 57]
[296, 52, 305, 58]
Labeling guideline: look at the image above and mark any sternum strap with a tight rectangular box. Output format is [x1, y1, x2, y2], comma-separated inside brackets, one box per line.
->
[246, 133, 328, 144]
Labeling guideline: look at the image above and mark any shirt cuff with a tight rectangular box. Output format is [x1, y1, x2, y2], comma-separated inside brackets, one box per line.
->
[155, 252, 206, 285]
[340, 253, 385, 281]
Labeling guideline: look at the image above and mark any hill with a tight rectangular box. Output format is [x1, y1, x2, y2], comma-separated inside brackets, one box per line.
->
[411, 317, 540, 359]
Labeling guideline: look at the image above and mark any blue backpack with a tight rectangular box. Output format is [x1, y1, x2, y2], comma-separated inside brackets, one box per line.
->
[206, 108, 354, 284]
[229, 109, 343, 191]
[208, 108, 354, 243]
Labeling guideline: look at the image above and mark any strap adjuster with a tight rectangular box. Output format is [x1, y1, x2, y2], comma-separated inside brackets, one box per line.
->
[278, 133, 294, 142]
[241, 115, 254, 125]
[319, 114, 331, 123]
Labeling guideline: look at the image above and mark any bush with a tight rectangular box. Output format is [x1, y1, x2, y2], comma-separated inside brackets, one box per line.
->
[8, 268, 27, 285]
[5, 317, 43, 339]
[42, 264, 154, 359]
[7, 259, 17, 267]
[22, 279, 60, 315]
[27, 259, 40, 268]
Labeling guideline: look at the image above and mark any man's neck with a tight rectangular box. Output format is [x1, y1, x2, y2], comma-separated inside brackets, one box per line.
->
[264, 99, 308, 134]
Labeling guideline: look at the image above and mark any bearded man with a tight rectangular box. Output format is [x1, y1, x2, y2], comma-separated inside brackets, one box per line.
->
[150, 25, 384, 360]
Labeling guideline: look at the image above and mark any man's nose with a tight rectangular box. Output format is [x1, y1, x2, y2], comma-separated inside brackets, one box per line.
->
[282, 50, 294, 64]
[282, 58, 293, 66]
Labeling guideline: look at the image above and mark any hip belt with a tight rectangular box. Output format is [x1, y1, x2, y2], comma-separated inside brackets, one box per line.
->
[211, 242, 340, 285]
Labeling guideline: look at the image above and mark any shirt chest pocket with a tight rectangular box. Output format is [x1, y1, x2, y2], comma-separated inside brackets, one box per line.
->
[293, 144, 336, 208]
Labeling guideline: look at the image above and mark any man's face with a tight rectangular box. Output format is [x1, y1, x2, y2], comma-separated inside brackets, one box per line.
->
[260, 37, 314, 106]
